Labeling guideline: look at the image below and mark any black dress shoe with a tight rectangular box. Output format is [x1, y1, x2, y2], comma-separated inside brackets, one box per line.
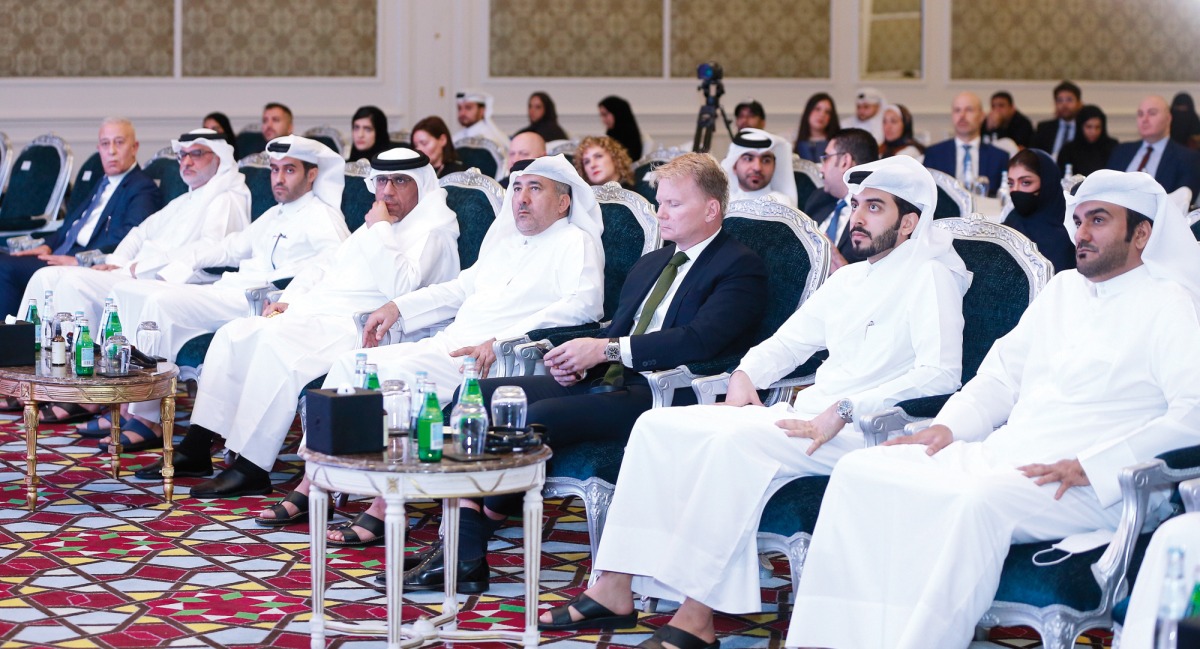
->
[373, 540, 445, 587]
[400, 549, 489, 594]
[189, 467, 272, 499]
[133, 449, 213, 480]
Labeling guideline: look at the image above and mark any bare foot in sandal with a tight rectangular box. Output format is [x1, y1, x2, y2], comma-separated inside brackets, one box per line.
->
[327, 496, 386, 545]
[258, 483, 310, 522]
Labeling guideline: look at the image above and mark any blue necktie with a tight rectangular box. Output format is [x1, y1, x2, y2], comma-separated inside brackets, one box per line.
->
[961, 144, 973, 183]
[825, 199, 846, 242]
[54, 177, 109, 255]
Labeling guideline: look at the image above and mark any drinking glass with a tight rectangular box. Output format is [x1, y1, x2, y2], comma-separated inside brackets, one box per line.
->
[136, 321, 162, 359]
[458, 401, 490, 455]
[491, 386, 528, 431]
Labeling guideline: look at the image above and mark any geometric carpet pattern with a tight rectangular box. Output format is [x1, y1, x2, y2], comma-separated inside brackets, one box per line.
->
[0, 395, 1113, 648]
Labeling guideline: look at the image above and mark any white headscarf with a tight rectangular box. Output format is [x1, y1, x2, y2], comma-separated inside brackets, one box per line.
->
[721, 128, 798, 206]
[843, 154, 972, 290]
[457, 89, 496, 121]
[363, 147, 458, 237]
[264, 135, 345, 209]
[483, 154, 604, 272]
[171, 128, 251, 208]
[1066, 169, 1200, 301]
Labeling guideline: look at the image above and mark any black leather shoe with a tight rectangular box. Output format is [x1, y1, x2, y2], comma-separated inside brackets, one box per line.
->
[189, 467, 272, 499]
[373, 540, 445, 587]
[133, 449, 213, 480]
[400, 549, 489, 594]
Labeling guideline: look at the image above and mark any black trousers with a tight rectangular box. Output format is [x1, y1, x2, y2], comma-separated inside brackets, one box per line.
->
[469, 370, 697, 516]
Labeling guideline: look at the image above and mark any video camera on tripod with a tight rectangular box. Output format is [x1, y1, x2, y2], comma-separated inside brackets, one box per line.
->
[692, 61, 735, 153]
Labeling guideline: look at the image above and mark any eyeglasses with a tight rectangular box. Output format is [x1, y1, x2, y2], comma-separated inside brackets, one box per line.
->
[373, 176, 412, 190]
[176, 149, 214, 162]
[819, 151, 848, 164]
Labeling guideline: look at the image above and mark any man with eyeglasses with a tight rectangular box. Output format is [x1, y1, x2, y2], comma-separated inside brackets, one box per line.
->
[138, 147, 461, 497]
[21, 129, 251, 332]
[105, 136, 349, 453]
[0, 117, 161, 320]
[804, 128, 879, 272]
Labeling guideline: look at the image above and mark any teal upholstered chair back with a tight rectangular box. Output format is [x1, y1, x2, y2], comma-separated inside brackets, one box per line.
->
[933, 216, 1052, 384]
[594, 182, 660, 320]
[929, 168, 973, 219]
[143, 147, 190, 204]
[547, 139, 578, 166]
[303, 126, 345, 157]
[453, 136, 504, 179]
[0, 134, 72, 229]
[792, 155, 822, 209]
[631, 145, 687, 207]
[234, 127, 265, 161]
[0, 132, 14, 197]
[440, 168, 503, 270]
[237, 152, 275, 221]
[721, 199, 830, 347]
[63, 152, 104, 218]
[340, 158, 373, 233]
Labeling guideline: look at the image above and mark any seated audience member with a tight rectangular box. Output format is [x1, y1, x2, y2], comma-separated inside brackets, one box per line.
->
[405, 153, 769, 593]
[721, 128, 797, 207]
[410, 116, 467, 178]
[454, 89, 508, 152]
[347, 105, 393, 162]
[1056, 104, 1118, 177]
[538, 156, 970, 646]
[260, 102, 294, 144]
[982, 91, 1034, 149]
[23, 129, 251, 356]
[145, 148, 461, 498]
[0, 117, 161, 319]
[805, 128, 879, 270]
[924, 91, 1009, 195]
[108, 136, 349, 451]
[573, 135, 634, 188]
[1032, 80, 1083, 158]
[794, 92, 841, 163]
[202, 111, 239, 156]
[845, 87, 885, 142]
[1106, 95, 1200, 198]
[879, 104, 926, 160]
[515, 91, 568, 142]
[1002, 149, 1076, 273]
[734, 99, 766, 131]
[599, 95, 644, 161]
[271, 154, 605, 547]
[789, 169, 1200, 649]
[499, 131, 546, 188]
[1170, 91, 1200, 150]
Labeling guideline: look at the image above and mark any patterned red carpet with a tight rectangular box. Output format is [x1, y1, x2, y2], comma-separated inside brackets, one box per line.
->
[0, 397, 1111, 648]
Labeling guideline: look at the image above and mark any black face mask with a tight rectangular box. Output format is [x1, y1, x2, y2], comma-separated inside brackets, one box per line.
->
[1010, 190, 1039, 216]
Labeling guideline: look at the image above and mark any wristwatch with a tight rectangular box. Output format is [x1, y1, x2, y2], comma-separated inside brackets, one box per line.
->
[604, 338, 622, 362]
[835, 398, 854, 423]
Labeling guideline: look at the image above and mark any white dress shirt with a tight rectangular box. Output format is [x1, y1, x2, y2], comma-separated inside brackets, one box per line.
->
[953, 136, 982, 185]
[1123, 138, 1168, 178]
[76, 169, 129, 246]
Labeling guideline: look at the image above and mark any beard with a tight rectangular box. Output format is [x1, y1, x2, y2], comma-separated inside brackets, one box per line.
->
[1076, 240, 1131, 280]
[846, 218, 901, 262]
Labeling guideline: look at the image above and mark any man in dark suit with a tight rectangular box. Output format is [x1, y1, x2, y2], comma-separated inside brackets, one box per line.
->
[804, 128, 878, 271]
[924, 92, 1009, 196]
[0, 118, 162, 317]
[1106, 95, 1200, 198]
[983, 91, 1034, 149]
[402, 152, 770, 593]
[1031, 80, 1083, 157]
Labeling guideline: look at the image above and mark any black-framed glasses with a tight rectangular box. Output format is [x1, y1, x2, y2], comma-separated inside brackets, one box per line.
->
[819, 151, 847, 164]
[373, 176, 412, 190]
[176, 149, 214, 162]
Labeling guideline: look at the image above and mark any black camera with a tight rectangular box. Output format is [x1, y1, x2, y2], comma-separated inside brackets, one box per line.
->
[697, 61, 723, 82]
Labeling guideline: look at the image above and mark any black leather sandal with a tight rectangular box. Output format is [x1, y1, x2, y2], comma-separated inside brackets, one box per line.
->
[327, 511, 385, 547]
[256, 490, 316, 527]
[538, 592, 637, 631]
[638, 625, 720, 649]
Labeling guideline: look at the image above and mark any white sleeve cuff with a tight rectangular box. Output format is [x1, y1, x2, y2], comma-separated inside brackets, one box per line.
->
[619, 336, 632, 366]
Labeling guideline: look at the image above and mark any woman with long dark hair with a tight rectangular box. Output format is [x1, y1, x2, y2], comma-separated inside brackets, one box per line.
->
[348, 105, 393, 162]
[515, 91, 569, 142]
[794, 92, 841, 163]
[411, 116, 467, 178]
[1056, 104, 1118, 177]
[598, 95, 643, 161]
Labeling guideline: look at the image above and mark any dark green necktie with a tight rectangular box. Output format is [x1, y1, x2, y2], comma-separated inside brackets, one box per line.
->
[601, 251, 689, 386]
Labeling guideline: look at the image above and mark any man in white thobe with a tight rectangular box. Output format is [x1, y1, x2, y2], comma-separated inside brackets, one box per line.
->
[538, 156, 971, 648]
[846, 87, 886, 143]
[454, 89, 509, 153]
[282, 154, 605, 545]
[788, 170, 1200, 649]
[21, 129, 251, 330]
[720, 128, 797, 208]
[112, 135, 349, 366]
[141, 148, 461, 498]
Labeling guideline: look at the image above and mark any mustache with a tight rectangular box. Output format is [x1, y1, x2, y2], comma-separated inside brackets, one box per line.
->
[850, 226, 870, 236]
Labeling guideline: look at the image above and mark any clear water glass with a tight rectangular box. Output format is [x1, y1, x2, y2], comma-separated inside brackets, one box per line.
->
[491, 385, 528, 430]
[136, 321, 162, 359]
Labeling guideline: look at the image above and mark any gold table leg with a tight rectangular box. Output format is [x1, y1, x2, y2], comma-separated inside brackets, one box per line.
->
[161, 382, 176, 503]
[109, 403, 122, 479]
[23, 398, 39, 511]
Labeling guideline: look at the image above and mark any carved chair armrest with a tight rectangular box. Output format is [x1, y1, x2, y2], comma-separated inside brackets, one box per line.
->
[514, 339, 553, 377]
[353, 310, 405, 347]
[493, 335, 531, 378]
[645, 366, 700, 408]
[243, 284, 275, 317]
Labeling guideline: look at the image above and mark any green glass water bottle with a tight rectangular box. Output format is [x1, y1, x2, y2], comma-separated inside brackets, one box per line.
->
[417, 384, 443, 462]
[74, 318, 94, 376]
